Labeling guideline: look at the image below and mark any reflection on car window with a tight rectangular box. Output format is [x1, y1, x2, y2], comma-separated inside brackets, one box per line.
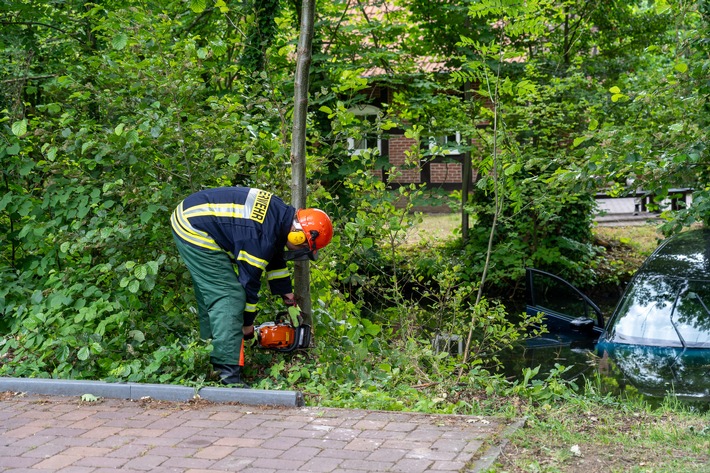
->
[609, 275, 683, 347]
[673, 283, 710, 348]
[532, 274, 591, 320]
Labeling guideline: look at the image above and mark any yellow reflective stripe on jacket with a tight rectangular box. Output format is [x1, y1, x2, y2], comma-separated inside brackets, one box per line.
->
[245, 303, 257, 313]
[237, 250, 268, 271]
[171, 203, 221, 251]
[267, 268, 289, 280]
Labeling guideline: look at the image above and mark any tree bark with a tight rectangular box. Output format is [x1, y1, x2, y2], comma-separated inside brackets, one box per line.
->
[290, 0, 315, 326]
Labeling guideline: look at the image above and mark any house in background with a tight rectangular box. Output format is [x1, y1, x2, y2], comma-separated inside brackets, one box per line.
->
[336, 3, 480, 193]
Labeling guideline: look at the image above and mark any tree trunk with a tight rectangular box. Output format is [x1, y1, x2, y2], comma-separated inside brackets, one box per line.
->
[290, 0, 315, 326]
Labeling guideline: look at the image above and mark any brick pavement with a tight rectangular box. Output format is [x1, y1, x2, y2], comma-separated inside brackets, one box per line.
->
[0, 392, 516, 472]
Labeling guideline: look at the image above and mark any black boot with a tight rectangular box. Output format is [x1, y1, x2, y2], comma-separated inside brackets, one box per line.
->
[212, 363, 250, 388]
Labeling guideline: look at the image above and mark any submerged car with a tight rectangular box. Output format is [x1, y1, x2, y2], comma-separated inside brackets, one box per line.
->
[526, 228, 710, 399]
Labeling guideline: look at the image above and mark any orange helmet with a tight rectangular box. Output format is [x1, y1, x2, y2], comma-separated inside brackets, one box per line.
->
[297, 208, 333, 252]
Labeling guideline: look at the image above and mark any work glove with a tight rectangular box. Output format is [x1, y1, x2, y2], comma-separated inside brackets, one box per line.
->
[243, 324, 255, 340]
[282, 293, 297, 307]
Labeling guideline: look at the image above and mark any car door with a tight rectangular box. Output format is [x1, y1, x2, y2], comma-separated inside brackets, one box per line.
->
[525, 268, 605, 343]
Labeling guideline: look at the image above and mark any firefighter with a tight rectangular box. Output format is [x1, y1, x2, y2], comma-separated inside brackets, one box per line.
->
[170, 187, 333, 387]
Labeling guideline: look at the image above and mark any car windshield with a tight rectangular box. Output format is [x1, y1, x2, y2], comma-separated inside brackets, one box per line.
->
[672, 282, 710, 348]
[609, 275, 710, 348]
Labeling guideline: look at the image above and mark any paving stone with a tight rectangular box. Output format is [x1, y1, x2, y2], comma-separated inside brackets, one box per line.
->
[0, 392, 517, 472]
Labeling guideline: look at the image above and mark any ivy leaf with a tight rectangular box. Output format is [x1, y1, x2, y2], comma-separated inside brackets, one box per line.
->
[11, 119, 27, 137]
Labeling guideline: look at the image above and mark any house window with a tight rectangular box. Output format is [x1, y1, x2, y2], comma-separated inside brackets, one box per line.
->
[429, 132, 462, 155]
[347, 105, 382, 155]
[347, 136, 382, 155]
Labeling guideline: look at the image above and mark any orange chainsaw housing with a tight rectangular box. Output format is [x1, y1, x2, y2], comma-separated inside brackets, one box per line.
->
[257, 323, 296, 350]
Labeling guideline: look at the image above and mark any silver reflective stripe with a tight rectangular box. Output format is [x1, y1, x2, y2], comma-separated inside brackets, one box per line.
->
[182, 203, 247, 219]
[267, 268, 289, 280]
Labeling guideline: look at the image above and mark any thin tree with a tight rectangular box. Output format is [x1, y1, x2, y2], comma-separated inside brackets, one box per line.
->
[290, 0, 316, 326]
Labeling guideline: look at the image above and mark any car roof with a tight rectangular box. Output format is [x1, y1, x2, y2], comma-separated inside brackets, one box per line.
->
[639, 228, 710, 280]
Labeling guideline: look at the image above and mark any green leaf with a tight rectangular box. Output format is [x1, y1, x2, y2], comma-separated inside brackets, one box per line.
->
[674, 62, 688, 73]
[114, 123, 125, 136]
[287, 306, 300, 327]
[81, 140, 94, 154]
[129, 330, 145, 342]
[80, 393, 99, 402]
[134, 265, 147, 281]
[190, 0, 206, 13]
[11, 119, 27, 137]
[111, 33, 128, 50]
[128, 280, 140, 293]
[6, 143, 20, 155]
[31, 290, 43, 304]
[609, 86, 621, 94]
[572, 136, 587, 148]
[77, 347, 90, 361]
[0, 193, 11, 212]
[19, 160, 35, 176]
[146, 261, 159, 275]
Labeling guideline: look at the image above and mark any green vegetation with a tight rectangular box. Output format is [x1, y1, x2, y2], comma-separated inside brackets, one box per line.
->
[1, 2, 709, 470]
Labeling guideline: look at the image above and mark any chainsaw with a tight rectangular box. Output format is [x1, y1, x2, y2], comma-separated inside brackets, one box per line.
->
[254, 306, 311, 352]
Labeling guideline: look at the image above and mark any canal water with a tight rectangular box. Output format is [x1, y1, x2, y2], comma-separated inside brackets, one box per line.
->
[500, 336, 710, 410]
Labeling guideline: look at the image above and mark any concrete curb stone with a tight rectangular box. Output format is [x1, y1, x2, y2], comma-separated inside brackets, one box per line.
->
[0, 376, 304, 407]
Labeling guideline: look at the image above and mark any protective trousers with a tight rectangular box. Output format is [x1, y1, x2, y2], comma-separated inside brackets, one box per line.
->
[173, 233, 247, 366]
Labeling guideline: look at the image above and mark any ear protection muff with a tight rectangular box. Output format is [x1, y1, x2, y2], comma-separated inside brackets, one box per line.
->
[288, 230, 307, 245]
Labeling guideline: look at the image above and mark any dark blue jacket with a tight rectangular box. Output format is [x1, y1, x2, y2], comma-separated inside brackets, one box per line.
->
[171, 187, 295, 325]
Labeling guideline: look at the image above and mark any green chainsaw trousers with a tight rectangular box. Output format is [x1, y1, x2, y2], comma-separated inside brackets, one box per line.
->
[173, 233, 247, 366]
